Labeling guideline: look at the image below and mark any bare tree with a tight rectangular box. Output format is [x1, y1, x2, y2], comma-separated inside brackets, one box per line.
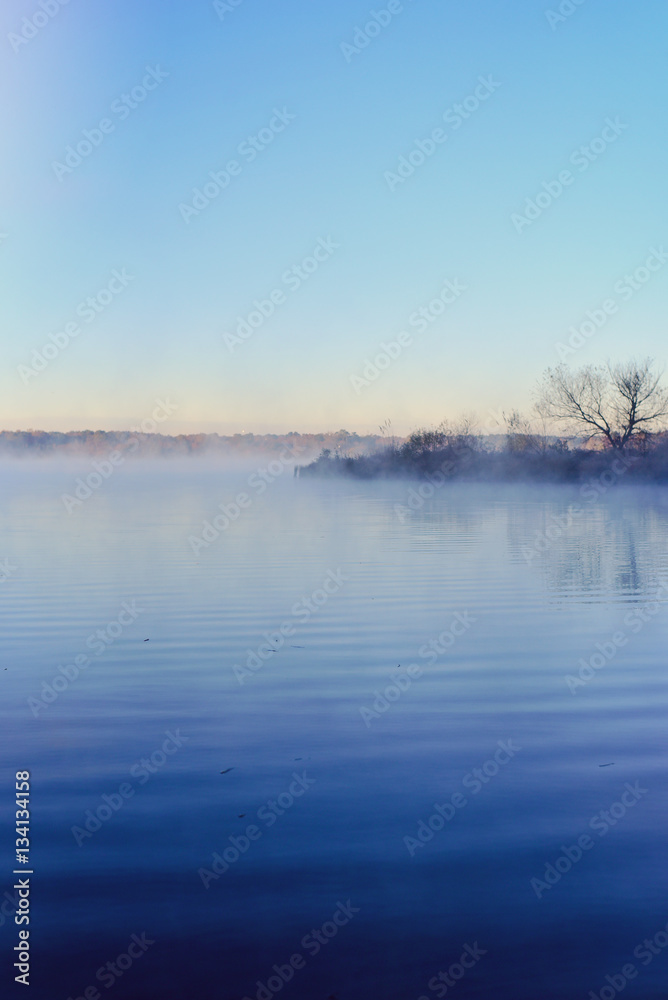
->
[437, 414, 480, 452]
[503, 410, 540, 454]
[538, 358, 668, 451]
[378, 418, 397, 450]
[403, 426, 447, 456]
[533, 399, 555, 454]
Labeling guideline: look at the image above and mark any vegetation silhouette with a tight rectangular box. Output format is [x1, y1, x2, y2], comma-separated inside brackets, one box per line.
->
[302, 359, 668, 483]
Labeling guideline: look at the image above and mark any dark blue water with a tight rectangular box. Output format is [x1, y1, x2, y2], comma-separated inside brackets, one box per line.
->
[1, 463, 667, 999]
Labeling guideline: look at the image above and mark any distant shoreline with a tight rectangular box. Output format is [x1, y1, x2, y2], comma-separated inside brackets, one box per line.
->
[0, 429, 388, 460]
[299, 439, 668, 485]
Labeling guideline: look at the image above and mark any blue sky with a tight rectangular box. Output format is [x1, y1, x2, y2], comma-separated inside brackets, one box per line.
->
[1, 0, 667, 434]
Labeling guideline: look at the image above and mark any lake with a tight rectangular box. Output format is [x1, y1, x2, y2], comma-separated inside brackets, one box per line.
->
[1, 462, 667, 999]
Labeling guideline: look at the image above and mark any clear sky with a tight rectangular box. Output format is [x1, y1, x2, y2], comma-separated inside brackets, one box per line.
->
[1, 0, 667, 435]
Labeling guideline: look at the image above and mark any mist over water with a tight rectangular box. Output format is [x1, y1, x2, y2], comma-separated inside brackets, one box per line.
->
[2, 464, 668, 999]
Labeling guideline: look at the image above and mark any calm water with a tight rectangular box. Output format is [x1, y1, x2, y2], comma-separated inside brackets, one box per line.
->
[1, 463, 668, 1000]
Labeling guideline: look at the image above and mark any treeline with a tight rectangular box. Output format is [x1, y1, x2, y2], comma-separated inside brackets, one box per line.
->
[300, 426, 668, 483]
[0, 429, 385, 459]
[302, 358, 668, 483]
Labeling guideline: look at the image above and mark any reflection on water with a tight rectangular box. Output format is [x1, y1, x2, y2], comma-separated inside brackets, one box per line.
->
[1, 465, 667, 1000]
[504, 487, 668, 601]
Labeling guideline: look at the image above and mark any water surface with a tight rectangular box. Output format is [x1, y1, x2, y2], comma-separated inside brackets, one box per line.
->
[1, 464, 667, 999]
